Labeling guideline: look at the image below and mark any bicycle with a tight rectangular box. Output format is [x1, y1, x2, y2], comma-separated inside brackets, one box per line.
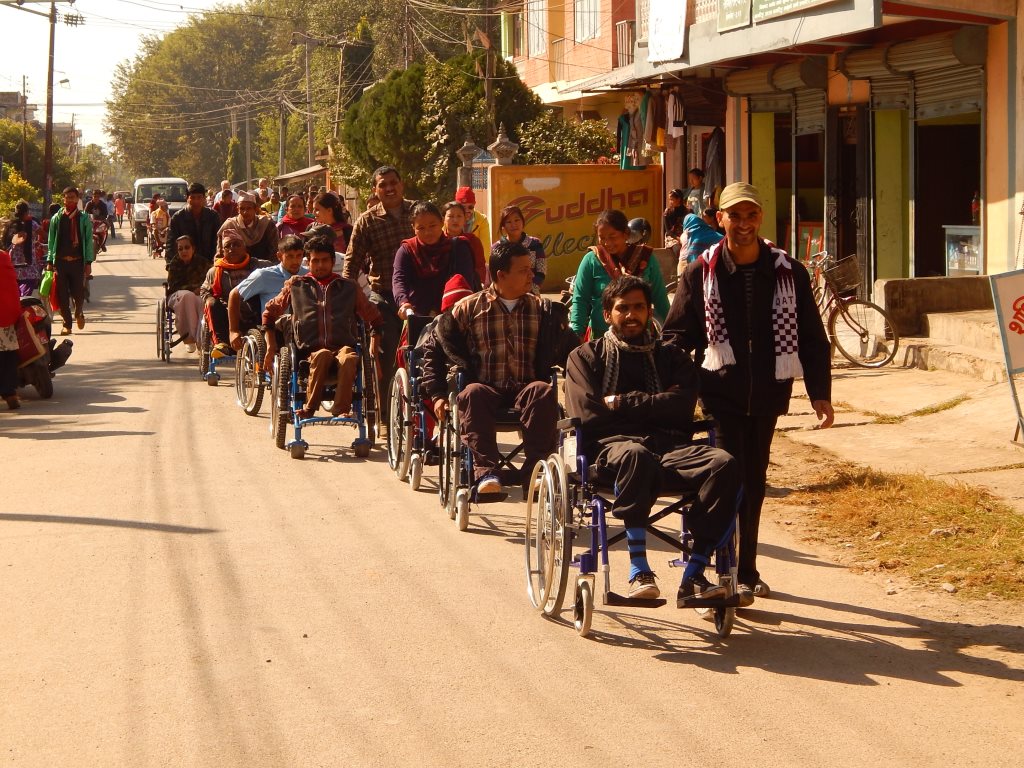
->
[806, 250, 899, 368]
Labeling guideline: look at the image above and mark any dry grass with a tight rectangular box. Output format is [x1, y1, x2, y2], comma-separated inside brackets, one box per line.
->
[861, 394, 972, 425]
[783, 464, 1024, 599]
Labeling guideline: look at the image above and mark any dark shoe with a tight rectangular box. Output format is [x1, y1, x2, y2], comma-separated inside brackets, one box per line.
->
[4, 395, 20, 410]
[736, 583, 755, 607]
[76, 313, 85, 329]
[628, 571, 660, 600]
[677, 573, 728, 608]
[61, 325, 72, 336]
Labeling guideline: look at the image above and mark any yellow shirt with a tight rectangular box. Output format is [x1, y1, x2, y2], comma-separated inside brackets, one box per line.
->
[470, 211, 491, 247]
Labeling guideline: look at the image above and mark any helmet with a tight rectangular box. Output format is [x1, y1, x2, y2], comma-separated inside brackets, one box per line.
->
[627, 217, 652, 246]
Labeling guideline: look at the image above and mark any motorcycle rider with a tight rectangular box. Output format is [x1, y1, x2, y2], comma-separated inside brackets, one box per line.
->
[84, 189, 109, 254]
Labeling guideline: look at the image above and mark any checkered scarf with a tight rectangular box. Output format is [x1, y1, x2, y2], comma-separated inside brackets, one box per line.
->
[700, 241, 803, 381]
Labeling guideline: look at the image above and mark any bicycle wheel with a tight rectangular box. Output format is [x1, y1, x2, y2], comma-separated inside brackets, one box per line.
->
[829, 299, 899, 368]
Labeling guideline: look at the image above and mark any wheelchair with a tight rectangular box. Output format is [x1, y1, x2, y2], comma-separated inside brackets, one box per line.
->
[386, 314, 436, 491]
[197, 314, 235, 386]
[437, 370, 560, 533]
[270, 320, 380, 460]
[524, 417, 741, 639]
[234, 327, 269, 416]
[155, 282, 188, 363]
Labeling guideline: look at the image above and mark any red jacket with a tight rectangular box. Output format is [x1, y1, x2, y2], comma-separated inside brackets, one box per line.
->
[0, 250, 22, 327]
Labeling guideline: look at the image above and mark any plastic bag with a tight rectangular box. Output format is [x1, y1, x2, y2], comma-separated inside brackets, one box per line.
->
[39, 269, 54, 298]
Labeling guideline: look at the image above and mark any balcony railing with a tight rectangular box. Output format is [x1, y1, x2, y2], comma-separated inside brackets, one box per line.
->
[552, 38, 568, 81]
[616, 20, 636, 68]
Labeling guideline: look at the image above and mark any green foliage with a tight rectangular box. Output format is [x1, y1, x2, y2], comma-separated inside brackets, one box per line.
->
[226, 138, 245, 185]
[0, 118, 76, 194]
[517, 111, 615, 165]
[0, 164, 41, 211]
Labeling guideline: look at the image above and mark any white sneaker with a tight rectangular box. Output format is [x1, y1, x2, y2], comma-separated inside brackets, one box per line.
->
[476, 475, 503, 495]
[185, 342, 196, 353]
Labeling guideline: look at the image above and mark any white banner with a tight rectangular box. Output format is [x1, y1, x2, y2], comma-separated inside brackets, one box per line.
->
[648, 0, 686, 63]
[991, 269, 1024, 374]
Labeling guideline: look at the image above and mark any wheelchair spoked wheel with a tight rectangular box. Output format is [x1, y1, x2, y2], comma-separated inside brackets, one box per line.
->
[156, 299, 166, 361]
[271, 348, 292, 450]
[386, 368, 412, 478]
[524, 457, 572, 617]
[361, 340, 380, 447]
[235, 329, 267, 416]
[437, 406, 455, 515]
[713, 526, 740, 638]
[198, 319, 211, 378]
[442, 392, 462, 520]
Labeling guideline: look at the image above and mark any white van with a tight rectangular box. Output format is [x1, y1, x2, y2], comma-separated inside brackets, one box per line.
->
[131, 177, 188, 244]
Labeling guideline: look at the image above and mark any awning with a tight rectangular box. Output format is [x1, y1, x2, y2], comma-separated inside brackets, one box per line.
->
[273, 164, 328, 184]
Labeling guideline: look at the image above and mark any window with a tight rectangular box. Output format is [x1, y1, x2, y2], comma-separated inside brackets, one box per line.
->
[527, 0, 547, 57]
[575, 0, 599, 43]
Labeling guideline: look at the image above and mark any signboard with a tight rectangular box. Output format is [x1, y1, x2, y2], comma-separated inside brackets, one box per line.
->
[648, 0, 687, 63]
[752, 0, 839, 23]
[488, 165, 664, 289]
[719, 0, 752, 32]
[990, 268, 1024, 442]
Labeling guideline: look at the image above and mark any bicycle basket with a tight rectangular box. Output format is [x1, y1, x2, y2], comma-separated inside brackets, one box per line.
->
[823, 255, 861, 296]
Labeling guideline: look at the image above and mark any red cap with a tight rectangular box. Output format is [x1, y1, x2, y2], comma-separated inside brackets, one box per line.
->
[441, 274, 474, 312]
[454, 187, 476, 205]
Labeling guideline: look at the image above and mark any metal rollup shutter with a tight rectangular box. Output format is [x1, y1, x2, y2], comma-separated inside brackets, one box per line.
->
[794, 87, 826, 134]
[870, 77, 911, 110]
[914, 66, 983, 119]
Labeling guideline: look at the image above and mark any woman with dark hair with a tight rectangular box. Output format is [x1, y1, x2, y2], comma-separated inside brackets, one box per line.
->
[664, 188, 687, 248]
[392, 201, 479, 317]
[277, 194, 313, 239]
[312, 191, 352, 253]
[494, 205, 546, 289]
[441, 201, 486, 285]
[166, 234, 211, 352]
[569, 209, 670, 338]
[4, 201, 43, 293]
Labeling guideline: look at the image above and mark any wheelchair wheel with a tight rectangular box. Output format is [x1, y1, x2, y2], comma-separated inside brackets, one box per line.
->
[408, 454, 423, 491]
[361, 340, 380, 447]
[156, 299, 166, 361]
[524, 457, 572, 617]
[386, 368, 412, 478]
[455, 488, 471, 532]
[712, 526, 740, 638]
[198, 318, 211, 378]
[235, 329, 267, 416]
[573, 578, 594, 638]
[271, 348, 292, 450]
[444, 392, 462, 521]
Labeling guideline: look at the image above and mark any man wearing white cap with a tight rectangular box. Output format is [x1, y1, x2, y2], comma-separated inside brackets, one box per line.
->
[218, 191, 278, 262]
[663, 182, 833, 606]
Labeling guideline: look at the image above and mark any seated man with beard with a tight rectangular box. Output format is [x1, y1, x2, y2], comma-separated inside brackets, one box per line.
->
[199, 228, 273, 358]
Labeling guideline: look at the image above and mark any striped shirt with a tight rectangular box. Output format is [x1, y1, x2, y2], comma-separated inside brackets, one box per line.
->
[451, 286, 541, 387]
[342, 200, 414, 296]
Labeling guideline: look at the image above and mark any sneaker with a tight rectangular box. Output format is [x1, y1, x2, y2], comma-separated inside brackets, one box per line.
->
[677, 573, 727, 608]
[75, 313, 85, 329]
[185, 342, 196, 353]
[211, 342, 231, 359]
[476, 475, 503, 495]
[736, 583, 755, 607]
[628, 571, 660, 600]
[754, 579, 771, 598]
[61, 325, 71, 336]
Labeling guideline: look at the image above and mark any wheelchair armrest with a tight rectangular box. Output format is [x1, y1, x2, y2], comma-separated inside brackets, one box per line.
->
[558, 416, 581, 431]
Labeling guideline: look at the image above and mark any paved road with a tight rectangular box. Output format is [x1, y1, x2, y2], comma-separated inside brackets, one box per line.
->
[2, 239, 1023, 767]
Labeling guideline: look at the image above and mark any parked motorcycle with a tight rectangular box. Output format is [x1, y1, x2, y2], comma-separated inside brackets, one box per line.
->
[92, 217, 108, 254]
[17, 296, 72, 399]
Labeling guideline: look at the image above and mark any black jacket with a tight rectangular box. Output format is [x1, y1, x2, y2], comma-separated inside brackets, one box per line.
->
[565, 336, 699, 456]
[662, 239, 830, 418]
[419, 297, 578, 401]
[166, 207, 221, 265]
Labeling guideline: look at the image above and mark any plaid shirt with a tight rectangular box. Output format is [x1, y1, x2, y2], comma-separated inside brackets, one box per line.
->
[451, 286, 541, 387]
[342, 200, 415, 296]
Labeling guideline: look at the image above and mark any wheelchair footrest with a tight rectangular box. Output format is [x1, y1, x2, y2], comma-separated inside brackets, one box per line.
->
[676, 593, 743, 610]
[603, 592, 668, 609]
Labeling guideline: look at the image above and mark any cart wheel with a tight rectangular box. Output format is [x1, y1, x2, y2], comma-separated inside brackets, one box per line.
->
[573, 579, 594, 638]
[289, 443, 306, 460]
[455, 488, 470, 532]
[408, 453, 423, 491]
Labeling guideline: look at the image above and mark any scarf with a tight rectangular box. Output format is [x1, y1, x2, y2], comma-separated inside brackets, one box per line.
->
[226, 215, 273, 247]
[403, 236, 452, 279]
[64, 208, 80, 249]
[593, 243, 649, 280]
[279, 215, 310, 231]
[700, 241, 803, 381]
[211, 254, 250, 299]
[601, 327, 662, 397]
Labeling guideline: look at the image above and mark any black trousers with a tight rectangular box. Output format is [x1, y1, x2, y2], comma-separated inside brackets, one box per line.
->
[0, 349, 18, 397]
[596, 439, 739, 555]
[55, 259, 85, 328]
[713, 412, 779, 585]
[370, 291, 402, 422]
[206, 299, 229, 345]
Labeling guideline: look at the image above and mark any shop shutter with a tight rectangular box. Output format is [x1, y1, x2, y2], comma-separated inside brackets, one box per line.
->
[794, 88, 826, 134]
[870, 77, 911, 110]
[914, 66, 984, 120]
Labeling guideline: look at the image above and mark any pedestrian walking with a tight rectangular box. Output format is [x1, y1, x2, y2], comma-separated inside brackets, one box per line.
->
[662, 181, 834, 605]
[46, 187, 94, 336]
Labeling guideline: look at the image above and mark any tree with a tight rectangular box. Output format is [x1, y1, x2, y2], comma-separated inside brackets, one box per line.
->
[0, 164, 41, 211]
[226, 138, 245, 185]
[0, 118, 77, 193]
[517, 111, 616, 165]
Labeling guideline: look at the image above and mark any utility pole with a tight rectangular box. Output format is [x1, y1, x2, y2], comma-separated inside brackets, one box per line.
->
[244, 111, 252, 188]
[279, 102, 287, 176]
[22, 75, 28, 175]
[304, 39, 314, 166]
[44, 0, 56, 208]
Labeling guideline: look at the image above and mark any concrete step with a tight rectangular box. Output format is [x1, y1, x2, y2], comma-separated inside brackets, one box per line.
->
[898, 336, 1008, 382]
[923, 310, 1003, 354]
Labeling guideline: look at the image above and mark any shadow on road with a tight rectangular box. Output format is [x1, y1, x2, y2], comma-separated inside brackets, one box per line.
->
[0, 512, 217, 534]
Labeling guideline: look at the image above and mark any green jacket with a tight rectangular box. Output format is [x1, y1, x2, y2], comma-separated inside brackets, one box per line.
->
[569, 246, 671, 337]
[47, 209, 95, 264]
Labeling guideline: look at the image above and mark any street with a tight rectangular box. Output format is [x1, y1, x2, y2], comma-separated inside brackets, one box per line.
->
[2, 237, 1023, 768]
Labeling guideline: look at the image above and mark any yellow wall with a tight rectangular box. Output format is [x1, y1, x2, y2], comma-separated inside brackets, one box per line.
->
[750, 112, 777, 243]
[874, 110, 910, 279]
[986, 21, 1012, 274]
